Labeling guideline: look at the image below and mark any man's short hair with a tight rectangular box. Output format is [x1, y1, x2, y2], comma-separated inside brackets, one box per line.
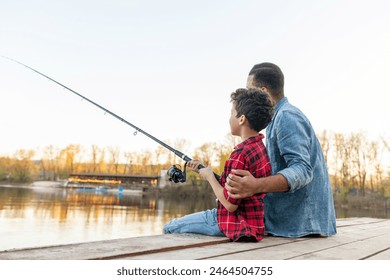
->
[231, 88, 274, 132]
[249, 62, 284, 97]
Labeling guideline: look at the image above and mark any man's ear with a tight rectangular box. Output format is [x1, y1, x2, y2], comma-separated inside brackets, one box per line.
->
[260, 86, 269, 94]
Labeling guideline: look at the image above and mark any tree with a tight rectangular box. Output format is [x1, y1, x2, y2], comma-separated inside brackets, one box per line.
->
[332, 133, 345, 189]
[215, 134, 240, 175]
[123, 151, 134, 174]
[10, 149, 37, 182]
[89, 145, 101, 173]
[193, 142, 217, 168]
[382, 137, 390, 153]
[366, 141, 382, 191]
[41, 145, 60, 180]
[59, 144, 82, 177]
[349, 133, 367, 195]
[107, 146, 121, 174]
[0, 157, 12, 180]
[318, 130, 331, 169]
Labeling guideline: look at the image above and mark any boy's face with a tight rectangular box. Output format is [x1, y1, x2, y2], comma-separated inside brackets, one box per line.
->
[229, 103, 240, 137]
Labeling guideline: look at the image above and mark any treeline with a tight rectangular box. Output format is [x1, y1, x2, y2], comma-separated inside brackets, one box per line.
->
[318, 131, 389, 195]
[1, 131, 389, 195]
[0, 136, 239, 183]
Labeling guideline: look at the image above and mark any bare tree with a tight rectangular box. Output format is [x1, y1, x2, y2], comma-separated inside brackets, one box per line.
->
[318, 130, 331, 169]
[350, 133, 367, 195]
[333, 133, 345, 189]
[11, 149, 37, 182]
[193, 142, 217, 167]
[381, 136, 390, 152]
[123, 151, 134, 174]
[107, 146, 121, 174]
[41, 145, 61, 180]
[89, 145, 101, 173]
[366, 141, 382, 191]
[59, 144, 82, 175]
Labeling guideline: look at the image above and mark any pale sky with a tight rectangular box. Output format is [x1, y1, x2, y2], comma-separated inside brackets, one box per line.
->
[1, 0, 389, 160]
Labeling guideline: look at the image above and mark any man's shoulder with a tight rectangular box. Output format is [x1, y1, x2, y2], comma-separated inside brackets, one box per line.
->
[279, 99, 301, 113]
[277, 101, 308, 122]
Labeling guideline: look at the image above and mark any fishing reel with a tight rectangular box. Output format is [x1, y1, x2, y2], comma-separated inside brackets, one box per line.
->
[167, 162, 188, 183]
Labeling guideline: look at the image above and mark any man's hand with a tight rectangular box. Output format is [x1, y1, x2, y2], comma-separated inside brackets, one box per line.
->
[225, 169, 259, 199]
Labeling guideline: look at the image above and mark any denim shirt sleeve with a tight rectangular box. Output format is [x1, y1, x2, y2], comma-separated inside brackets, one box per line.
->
[275, 110, 313, 192]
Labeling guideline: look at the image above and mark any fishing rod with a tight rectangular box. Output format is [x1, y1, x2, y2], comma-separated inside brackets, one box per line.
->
[1, 55, 219, 183]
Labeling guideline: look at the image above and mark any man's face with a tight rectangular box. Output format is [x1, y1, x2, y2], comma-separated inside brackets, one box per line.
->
[246, 75, 256, 89]
[246, 74, 273, 102]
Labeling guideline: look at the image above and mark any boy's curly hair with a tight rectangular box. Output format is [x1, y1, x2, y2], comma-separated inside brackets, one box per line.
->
[230, 88, 274, 132]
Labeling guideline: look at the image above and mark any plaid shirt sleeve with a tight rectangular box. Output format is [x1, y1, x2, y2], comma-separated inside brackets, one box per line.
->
[222, 148, 245, 205]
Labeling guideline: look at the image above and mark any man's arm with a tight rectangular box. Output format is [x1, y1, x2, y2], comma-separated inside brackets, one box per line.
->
[225, 169, 289, 199]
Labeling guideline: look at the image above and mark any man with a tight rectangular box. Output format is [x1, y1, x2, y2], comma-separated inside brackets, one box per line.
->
[225, 63, 337, 237]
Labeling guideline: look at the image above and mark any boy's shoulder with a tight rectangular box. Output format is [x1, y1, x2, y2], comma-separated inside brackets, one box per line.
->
[233, 136, 266, 157]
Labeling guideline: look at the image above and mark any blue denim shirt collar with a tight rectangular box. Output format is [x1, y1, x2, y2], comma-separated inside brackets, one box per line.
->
[274, 96, 288, 114]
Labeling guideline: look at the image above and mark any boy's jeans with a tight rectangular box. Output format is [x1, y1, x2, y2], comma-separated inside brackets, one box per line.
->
[163, 208, 224, 236]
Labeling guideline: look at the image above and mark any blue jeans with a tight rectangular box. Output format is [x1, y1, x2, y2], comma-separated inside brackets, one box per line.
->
[163, 208, 224, 236]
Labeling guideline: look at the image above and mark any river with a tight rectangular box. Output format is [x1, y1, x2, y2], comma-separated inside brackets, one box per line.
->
[0, 183, 388, 251]
[0, 183, 215, 251]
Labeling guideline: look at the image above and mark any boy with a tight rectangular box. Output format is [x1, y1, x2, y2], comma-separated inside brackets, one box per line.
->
[163, 88, 273, 241]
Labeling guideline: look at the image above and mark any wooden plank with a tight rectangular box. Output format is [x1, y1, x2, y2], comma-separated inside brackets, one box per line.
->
[206, 220, 390, 260]
[366, 248, 390, 260]
[291, 233, 390, 260]
[0, 218, 388, 260]
[124, 219, 390, 260]
[336, 217, 386, 227]
[0, 233, 228, 260]
[335, 219, 390, 234]
[121, 236, 307, 260]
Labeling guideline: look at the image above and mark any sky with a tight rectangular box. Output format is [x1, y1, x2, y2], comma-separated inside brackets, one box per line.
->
[1, 0, 389, 160]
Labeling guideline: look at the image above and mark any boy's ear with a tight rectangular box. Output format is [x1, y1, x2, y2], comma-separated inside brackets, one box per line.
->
[239, 115, 246, 125]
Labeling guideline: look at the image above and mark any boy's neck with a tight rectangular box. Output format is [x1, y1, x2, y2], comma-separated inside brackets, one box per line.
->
[239, 130, 259, 142]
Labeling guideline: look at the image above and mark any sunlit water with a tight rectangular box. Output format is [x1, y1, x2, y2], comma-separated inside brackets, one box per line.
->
[0, 183, 215, 251]
[1, 183, 388, 251]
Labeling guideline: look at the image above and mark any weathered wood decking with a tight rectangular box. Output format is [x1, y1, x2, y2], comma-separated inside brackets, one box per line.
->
[0, 218, 389, 260]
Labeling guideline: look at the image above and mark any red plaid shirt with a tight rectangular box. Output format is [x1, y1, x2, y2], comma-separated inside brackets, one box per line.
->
[218, 134, 271, 241]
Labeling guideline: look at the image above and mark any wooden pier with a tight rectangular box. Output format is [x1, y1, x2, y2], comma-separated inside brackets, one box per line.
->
[0, 218, 389, 260]
[66, 173, 161, 191]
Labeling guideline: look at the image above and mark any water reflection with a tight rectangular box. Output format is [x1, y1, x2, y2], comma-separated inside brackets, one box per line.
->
[1, 184, 388, 251]
[0, 184, 215, 251]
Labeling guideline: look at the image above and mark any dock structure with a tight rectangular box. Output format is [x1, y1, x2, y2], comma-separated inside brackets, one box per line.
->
[67, 173, 160, 190]
[0, 218, 389, 260]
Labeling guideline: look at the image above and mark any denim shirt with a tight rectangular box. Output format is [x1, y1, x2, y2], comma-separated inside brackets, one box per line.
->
[264, 97, 337, 237]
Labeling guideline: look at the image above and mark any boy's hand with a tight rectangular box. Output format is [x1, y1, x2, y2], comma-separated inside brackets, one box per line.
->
[198, 167, 214, 181]
[187, 160, 203, 173]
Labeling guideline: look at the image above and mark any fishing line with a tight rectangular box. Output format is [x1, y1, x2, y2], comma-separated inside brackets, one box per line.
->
[1, 55, 219, 182]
